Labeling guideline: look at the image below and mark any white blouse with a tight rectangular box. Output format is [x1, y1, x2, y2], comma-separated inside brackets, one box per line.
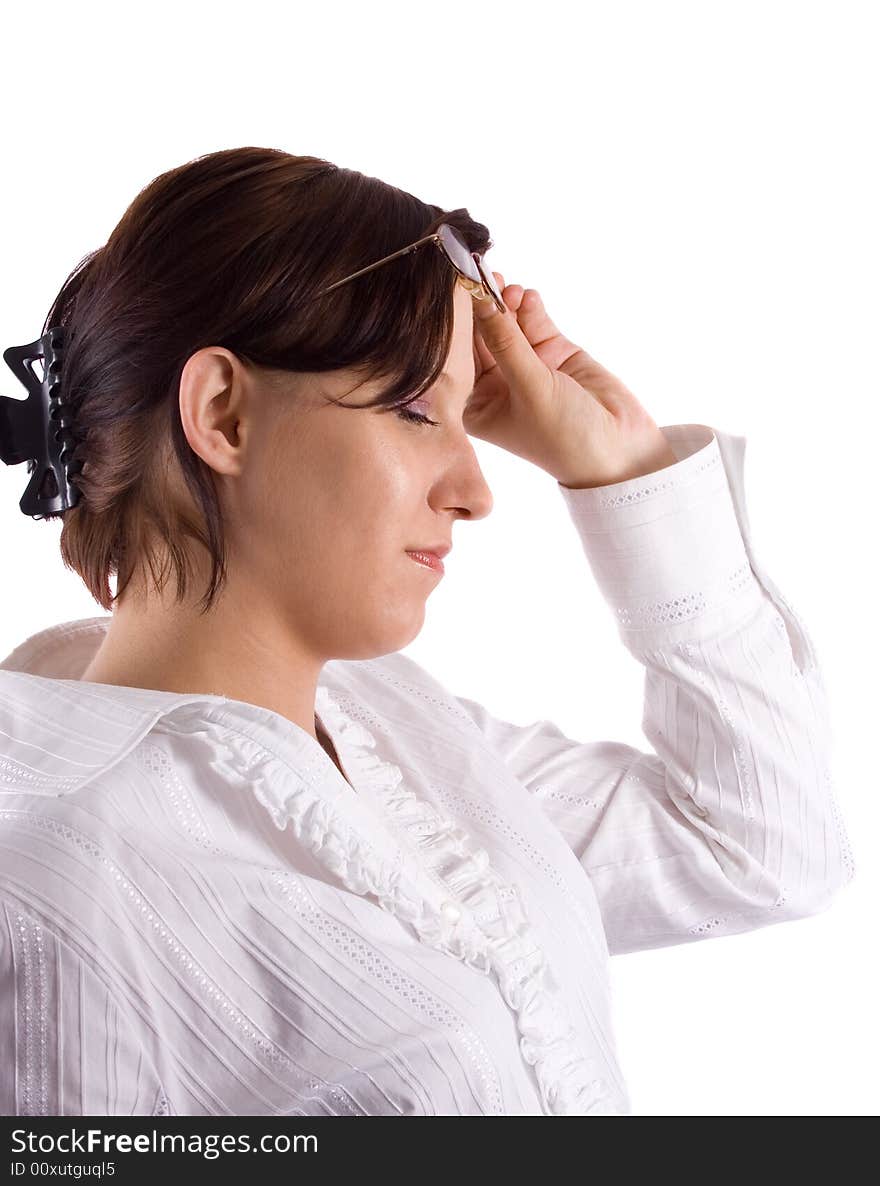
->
[0, 423, 854, 1117]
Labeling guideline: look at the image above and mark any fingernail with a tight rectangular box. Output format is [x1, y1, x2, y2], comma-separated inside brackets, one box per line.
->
[474, 295, 500, 317]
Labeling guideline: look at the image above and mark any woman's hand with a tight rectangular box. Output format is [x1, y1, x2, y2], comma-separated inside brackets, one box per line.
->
[466, 273, 679, 488]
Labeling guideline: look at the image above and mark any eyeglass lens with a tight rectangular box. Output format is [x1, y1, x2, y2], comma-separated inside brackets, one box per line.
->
[437, 224, 505, 308]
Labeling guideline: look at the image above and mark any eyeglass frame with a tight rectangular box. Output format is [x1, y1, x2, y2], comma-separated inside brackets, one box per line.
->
[313, 222, 507, 315]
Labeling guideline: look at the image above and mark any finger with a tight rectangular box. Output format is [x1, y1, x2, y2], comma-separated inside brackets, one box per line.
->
[472, 282, 523, 373]
[502, 283, 525, 313]
[512, 286, 601, 379]
[473, 325, 496, 376]
[515, 288, 565, 345]
[472, 271, 551, 394]
[471, 326, 507, 410]
[469, 331, 508, 412]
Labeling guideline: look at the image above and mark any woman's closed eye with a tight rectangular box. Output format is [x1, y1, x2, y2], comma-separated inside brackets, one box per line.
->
[394, 404, 439, 427]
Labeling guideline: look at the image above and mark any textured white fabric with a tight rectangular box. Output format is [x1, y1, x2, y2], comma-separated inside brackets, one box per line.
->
[0, 423, 854, 1116]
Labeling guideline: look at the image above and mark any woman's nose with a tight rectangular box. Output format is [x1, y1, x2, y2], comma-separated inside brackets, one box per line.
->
[444, 437, 494, 521]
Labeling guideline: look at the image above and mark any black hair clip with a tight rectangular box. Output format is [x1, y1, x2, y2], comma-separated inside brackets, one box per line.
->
[0, 326, 83, 519]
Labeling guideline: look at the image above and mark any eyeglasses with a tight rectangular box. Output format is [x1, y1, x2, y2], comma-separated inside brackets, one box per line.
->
[314, 222, 507, 315]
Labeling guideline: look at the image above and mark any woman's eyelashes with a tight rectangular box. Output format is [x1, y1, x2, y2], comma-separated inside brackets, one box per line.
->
[394, 405, 440, 427]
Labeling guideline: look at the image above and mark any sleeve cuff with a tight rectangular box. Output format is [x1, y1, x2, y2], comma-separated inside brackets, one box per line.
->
[557, 423, 769, 650]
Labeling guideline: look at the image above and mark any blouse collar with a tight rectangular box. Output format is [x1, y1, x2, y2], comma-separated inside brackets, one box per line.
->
[0, 614, 358, 790]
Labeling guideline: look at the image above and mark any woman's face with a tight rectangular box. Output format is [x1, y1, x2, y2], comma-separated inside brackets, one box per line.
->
[222, 282, 494, 661]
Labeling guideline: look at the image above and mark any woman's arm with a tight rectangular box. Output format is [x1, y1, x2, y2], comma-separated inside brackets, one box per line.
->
[0, 896, 167, 1115]
[452, 424, 854, 956]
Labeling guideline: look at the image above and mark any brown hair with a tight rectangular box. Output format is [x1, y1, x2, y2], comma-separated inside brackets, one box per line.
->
[42, 146, 492, 614]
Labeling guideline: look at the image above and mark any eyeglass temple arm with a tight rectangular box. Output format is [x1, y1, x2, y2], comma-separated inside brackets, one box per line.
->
[317, 234, 441, 296]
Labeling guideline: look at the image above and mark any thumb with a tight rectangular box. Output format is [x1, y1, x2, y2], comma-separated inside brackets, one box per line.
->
[472, 274, 552, 396]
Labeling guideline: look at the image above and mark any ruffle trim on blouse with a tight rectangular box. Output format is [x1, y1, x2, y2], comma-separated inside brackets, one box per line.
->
[312, 687, 615, 1117]
[200, 729, 425, 925]
[167, 688, 615, 1115]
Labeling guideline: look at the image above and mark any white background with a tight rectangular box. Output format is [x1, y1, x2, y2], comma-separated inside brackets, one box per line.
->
[1, 0, 876, 1116]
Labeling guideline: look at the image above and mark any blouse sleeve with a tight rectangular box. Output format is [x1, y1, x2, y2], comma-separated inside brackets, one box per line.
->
[453, 424, 855, 957]
[0, 896, 167, 1115]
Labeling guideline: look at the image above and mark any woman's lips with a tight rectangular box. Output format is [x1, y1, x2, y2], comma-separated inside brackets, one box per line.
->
[406, 550, 445, 575]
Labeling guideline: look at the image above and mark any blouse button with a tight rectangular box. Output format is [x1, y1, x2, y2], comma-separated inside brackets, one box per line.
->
[440, 899, 462, 923]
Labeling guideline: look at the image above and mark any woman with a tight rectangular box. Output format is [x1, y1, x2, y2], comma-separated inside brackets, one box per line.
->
[0, 147, 854, 1116]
